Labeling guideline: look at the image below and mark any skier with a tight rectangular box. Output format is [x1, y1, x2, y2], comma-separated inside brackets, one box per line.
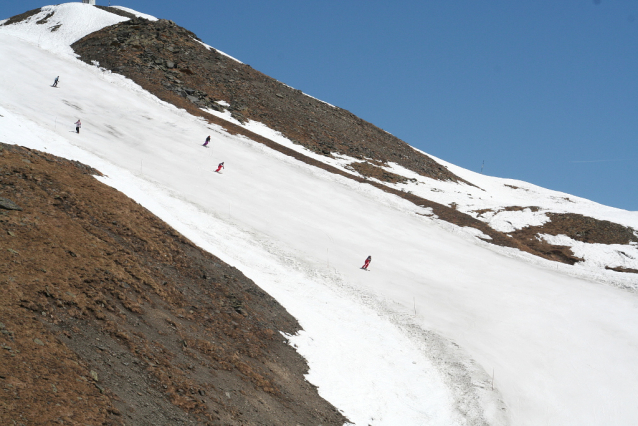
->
[203, 135, 211, 147]
[52, 76, 59, 87]
[215, 162, 224, 173]
[361, 255, 371, 270]
[74, 119, 81, 134]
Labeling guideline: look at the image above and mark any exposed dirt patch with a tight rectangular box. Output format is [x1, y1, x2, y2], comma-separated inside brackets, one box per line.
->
[346, 161, 413, 184]
[504, 184, 525, 191]
[538, 213, 638, 245]
[0, 143, 346, 425]
[606, 266, 638, 274]
[503, 206, 541, 213]
[471, 206, 541, 218]
[71, 17, 472, 185]
[36, 12, 55, 25]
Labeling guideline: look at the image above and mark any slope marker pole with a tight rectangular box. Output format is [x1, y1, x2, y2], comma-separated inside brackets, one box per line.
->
[492, 368, 495, 390]
[413, 297, 416, 316]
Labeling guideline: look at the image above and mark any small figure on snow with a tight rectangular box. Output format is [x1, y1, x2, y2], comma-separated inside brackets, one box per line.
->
[361, 255, 371, 270]
[215, 162, 224, 173]
[52, 76, 59, 87]
[203, 135, 211, 147]
[74, 119, 81, 134]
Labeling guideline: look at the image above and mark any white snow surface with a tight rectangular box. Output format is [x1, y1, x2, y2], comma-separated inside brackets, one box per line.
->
[0, 3, 128, 56]
[2, 5, 638, 425]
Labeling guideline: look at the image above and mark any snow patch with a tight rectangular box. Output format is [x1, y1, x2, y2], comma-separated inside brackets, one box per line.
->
[0, 3, 128, 56]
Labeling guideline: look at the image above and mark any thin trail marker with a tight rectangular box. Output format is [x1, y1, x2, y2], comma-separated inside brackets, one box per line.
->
[492, 368, 495, 390]
[413, 297, 416, 315]
[481, 160, 484, 174]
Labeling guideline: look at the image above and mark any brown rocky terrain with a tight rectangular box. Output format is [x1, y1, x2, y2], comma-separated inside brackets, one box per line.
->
[0, 143, 346, 425]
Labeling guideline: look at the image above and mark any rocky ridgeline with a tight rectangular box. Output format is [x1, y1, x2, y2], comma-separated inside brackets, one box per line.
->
[72, 14, 468, 184]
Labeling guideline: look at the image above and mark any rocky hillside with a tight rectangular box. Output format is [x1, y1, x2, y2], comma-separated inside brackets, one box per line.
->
[70, 15, 468, 184]
[0, 143, 346, 425]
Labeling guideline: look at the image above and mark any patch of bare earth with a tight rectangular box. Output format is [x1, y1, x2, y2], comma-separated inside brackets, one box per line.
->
[0, 143, 346, 425]
[345, 161, 413, 184]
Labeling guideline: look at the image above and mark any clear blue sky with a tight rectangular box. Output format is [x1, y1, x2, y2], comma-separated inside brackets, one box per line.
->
[5, 1, 638, 211]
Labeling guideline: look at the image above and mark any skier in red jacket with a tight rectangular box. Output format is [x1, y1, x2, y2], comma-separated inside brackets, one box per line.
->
[215, 162, 224, 173]
[361, 255, 371, 270]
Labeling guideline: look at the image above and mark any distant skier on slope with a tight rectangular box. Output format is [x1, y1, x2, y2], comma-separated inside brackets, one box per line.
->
[74, 119, 81, 134]
[203, 135, 210, 147]
[215, 162, 224, 173]
[52, 76, 59, 87]
[361, 255, 371, 270]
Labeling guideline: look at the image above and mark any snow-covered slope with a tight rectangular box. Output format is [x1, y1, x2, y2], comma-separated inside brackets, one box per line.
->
[0, 3, 128, 56]
[2, 4, 638, 425]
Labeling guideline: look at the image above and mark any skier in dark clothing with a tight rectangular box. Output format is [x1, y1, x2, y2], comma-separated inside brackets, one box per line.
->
[74, 119, 81, 134]
[215, 162, 224, 173]
[361, 255, 371, 270]
[52, 76, 59, 87]
[203, 135, 210, 147]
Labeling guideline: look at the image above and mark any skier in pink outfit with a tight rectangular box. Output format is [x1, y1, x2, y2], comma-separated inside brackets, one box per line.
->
[203, 135, 210, 147]
[361, 255, 371, 270]
[74, 119, 81, 134]
[215, 162, 224, 173]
